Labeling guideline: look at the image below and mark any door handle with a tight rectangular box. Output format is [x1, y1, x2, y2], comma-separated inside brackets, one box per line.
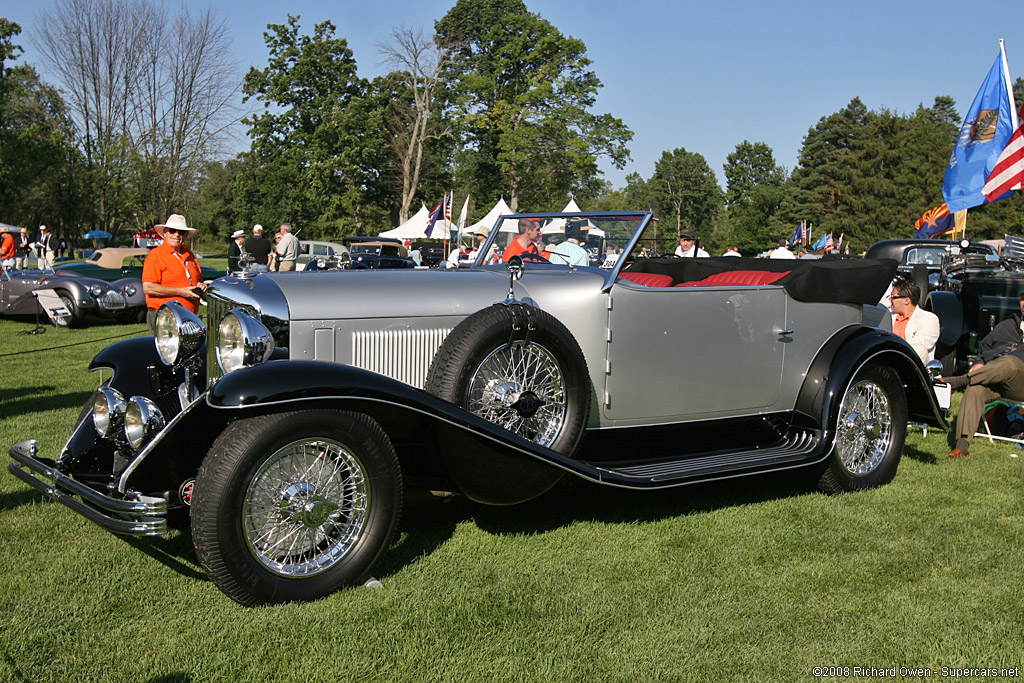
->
[776, 328, 794, 336]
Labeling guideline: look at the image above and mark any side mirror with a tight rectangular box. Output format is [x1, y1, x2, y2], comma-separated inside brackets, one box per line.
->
[925, 359, 943, 379]
[507, 255, 524, 281]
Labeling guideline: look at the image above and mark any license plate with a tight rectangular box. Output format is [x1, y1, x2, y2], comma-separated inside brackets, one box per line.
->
[933, 382, 951, 410]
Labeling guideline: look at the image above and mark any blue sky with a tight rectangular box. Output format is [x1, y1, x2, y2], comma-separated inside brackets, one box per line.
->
[10, 0, 1024, 194]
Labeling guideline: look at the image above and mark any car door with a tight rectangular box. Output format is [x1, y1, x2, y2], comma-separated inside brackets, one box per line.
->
[603, 282, 788, 422]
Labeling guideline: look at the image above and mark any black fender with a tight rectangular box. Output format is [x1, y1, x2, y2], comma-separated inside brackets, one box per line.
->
[133, 360, 570, 506]
[926, 290, 965, 347]
[795, 326, 947, 436]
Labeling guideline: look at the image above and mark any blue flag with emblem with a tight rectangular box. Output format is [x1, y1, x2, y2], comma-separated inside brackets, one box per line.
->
[942, 47, 1018, 213]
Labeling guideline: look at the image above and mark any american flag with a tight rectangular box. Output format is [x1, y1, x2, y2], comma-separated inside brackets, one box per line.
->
[443, 191, 453, 221]
[983, 109, 1024, 201]
[825, 233, 834, 252]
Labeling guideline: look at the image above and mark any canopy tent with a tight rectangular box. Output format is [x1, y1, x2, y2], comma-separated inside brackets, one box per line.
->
[379, 205, 453, 240]
[465, 198, 514, 235]
[84, 230, 112, 239]
[541, 199, 604, 237]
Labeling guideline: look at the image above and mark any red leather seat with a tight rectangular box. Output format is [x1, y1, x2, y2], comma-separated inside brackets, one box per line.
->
[618, 272, 674, 287]
[675, 270, 790, 287]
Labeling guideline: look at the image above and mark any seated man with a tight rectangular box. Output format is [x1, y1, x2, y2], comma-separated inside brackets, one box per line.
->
[942, 292, 1024, 459]
[888, 278, 939, 363]
[547, 218, 590, 266]
[502, 218, 548, 262]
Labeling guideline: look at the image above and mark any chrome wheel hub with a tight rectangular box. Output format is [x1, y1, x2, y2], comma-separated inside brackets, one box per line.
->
[244, 438, 369, 577]
[468, 341, 566, 446]
[836, 380, 892, 475]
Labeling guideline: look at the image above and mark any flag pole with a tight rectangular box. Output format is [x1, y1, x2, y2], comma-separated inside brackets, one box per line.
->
[1000, 39, 1019, 131]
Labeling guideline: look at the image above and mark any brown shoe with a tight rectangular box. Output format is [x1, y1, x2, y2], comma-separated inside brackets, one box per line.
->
[948, 448, 968, 459]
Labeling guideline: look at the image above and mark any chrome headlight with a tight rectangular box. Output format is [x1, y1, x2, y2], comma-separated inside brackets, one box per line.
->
[88, 284, 103, 297]
[154, 302, 206, 367]
[92, 386, 127, 438]
[216, 309, 275, 374]
[124, 397, 164, 451]
[123, 284, 137, 296]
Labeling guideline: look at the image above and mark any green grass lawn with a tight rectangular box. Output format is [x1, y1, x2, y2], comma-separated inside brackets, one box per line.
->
[0, 315, 1021, 682]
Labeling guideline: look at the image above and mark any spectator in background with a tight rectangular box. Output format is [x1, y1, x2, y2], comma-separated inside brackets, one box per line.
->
[0, 226, 15, 269]
[275, 223, 300, 271]
[675, 229, 709, 257]
[887, 278, 939, 364]
[142, 214, 206, 333]
[722, 245, 741, 257]
[37, 226, 55, 269]
[15, 227, 30, 269]
[245, 224, 271, 273]
[769, 239, 796, 259]
[227, 229, 246, 272]
[502, 219, 548, 262]
[548, 218, 590, 266]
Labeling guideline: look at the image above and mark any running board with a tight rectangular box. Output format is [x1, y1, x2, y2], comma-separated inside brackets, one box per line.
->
[582, 428, 821, 484]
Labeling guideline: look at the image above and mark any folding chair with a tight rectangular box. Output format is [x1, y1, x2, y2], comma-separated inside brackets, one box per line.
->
[974, 398, 1024, 445]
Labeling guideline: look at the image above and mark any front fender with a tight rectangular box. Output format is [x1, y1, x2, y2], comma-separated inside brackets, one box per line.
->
[795, 326, 947, 433]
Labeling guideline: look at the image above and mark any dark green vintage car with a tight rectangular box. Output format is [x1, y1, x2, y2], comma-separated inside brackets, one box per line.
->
[55, 247, 224, 282]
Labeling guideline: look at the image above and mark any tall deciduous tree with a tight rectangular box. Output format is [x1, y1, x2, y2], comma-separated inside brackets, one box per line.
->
[241, 16, 389, 235]
[650, 147, 723, 237]
[719, 141, 787, 254]
[436, 0, 631, 212]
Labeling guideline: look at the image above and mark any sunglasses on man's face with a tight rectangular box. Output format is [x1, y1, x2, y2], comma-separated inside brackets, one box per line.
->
[165, 228, 188, 235]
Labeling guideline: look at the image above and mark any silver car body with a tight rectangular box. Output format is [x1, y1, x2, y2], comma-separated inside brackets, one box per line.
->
[0, 267, 143, 321]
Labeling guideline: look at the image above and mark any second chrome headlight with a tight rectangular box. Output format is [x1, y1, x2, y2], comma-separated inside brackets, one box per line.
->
[216, 309, 274, 374]
[154, 302, 206, 367]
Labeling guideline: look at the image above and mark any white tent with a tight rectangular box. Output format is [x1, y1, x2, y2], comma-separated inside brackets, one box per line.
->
[379, 205, 454, 240]
[464, 197, 514, 235]
[541, 199, 604, 237]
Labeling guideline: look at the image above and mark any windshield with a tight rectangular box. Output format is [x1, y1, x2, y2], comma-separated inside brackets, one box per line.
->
[472, 212, 655, 268]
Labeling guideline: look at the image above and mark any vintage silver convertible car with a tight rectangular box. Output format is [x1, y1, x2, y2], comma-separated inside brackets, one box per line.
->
[0, 266, 144, 326]
[9, 211, 945, 606]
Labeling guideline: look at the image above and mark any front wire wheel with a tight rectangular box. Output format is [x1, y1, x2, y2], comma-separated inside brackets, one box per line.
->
[192, 409, 402, 606]
[819, 364, 907, 493]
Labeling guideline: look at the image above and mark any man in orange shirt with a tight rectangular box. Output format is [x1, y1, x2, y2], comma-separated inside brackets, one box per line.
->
[142, 214, 207, 332]
[0, 225, 15, 269]
[502, 218, 548, 262]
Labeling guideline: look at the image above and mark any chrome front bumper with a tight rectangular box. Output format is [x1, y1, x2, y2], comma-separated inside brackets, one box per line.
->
[8, 439, 168, 536]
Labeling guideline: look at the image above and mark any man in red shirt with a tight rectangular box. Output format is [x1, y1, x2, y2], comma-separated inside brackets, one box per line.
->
[502, 219, 548, 262]
[142, 214, 207, 332]
[0, 225, 15, 269]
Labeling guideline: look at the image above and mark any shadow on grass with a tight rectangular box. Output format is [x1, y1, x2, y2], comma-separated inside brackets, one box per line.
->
[0, 386, 92, 420]
[903, 441, 939, 464]
[121, 532, 206, 582]
[374, 468, 820, 580]
[0, 487, 47, 512]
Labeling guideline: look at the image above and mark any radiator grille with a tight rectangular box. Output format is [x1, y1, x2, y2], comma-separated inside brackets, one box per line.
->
[99, 291, 126, 310]
[204, 296, 230, 387]
[352, 328, 451, 389]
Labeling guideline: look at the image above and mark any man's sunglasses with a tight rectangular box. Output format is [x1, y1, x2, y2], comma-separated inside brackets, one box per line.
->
[165, 228, 190, 235]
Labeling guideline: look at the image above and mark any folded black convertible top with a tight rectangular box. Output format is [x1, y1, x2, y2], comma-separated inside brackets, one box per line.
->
[622, 256, 898, 305]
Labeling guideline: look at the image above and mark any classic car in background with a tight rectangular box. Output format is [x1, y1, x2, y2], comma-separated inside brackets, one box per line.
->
[864, 238, 997, 304]
[0, 266, 144, 325]
[55, 247, 225, 283]
[296, 240, 350, 271]
[9, 211, 945, 606]
[344, 236, 417, 269]
[926, 234, 1024, 374]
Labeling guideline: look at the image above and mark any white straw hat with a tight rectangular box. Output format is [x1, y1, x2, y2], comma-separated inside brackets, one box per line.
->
[155, 214, 196, 232]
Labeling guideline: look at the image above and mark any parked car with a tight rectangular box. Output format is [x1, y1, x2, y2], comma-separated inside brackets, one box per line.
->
[296, 240, 349, 271]
[9, 211, 944, 606]
[864, 238, 997, 303]
[0, 266, 144, 325]
[926, 234, 1024, 374]
[55, 247, 224, 283]
[345, 236, 417, 269]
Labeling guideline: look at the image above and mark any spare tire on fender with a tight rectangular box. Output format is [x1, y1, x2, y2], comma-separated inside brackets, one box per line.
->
[424, 303, 591, 502]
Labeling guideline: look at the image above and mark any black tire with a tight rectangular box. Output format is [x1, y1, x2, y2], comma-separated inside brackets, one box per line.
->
[935, 341, 958, 377]
[191, 409, 402, 606]
[56, 290, 81, 328]
[424, 303, 590, 455]
[818, 365, 907, 493]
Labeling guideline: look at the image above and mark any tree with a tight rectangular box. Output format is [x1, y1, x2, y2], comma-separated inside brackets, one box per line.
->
[377, 27, 453, 223]
[436, 1, 631, 212]
[650, 147, 723, 237]
[35, 0, 238, 237]
[241, 16, 389, 236]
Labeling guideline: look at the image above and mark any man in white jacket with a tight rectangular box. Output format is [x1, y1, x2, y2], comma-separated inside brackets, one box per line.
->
[888, 278, 939, 363]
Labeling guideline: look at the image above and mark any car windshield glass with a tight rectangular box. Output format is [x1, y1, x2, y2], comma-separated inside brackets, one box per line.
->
[904, 246, 946, 266]
[87, 252, 102, 262]
[474, 214, 650, 268]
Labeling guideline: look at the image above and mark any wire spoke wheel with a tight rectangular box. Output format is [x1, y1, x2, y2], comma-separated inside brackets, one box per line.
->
[835, 379, 893, 475]
[243, 438, 369, 577]
[467, 341, 567, 447]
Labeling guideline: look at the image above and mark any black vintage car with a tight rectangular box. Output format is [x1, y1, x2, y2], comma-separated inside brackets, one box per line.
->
[926, 235, 1024, 374]
[864, 238, 998, 304]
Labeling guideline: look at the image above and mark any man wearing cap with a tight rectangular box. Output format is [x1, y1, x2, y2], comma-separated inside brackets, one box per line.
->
[674, 230, 709, 258]
[142, 214, 207, 333]
[245, 224, 271, 273]
[36, 226, 55, 269]
[0, 226, 15, 269]
[274, 223, 300, 271]
[548, 219, 591, 266]
[941, 292, 1024, 459]
[227, 229, 246, 272]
